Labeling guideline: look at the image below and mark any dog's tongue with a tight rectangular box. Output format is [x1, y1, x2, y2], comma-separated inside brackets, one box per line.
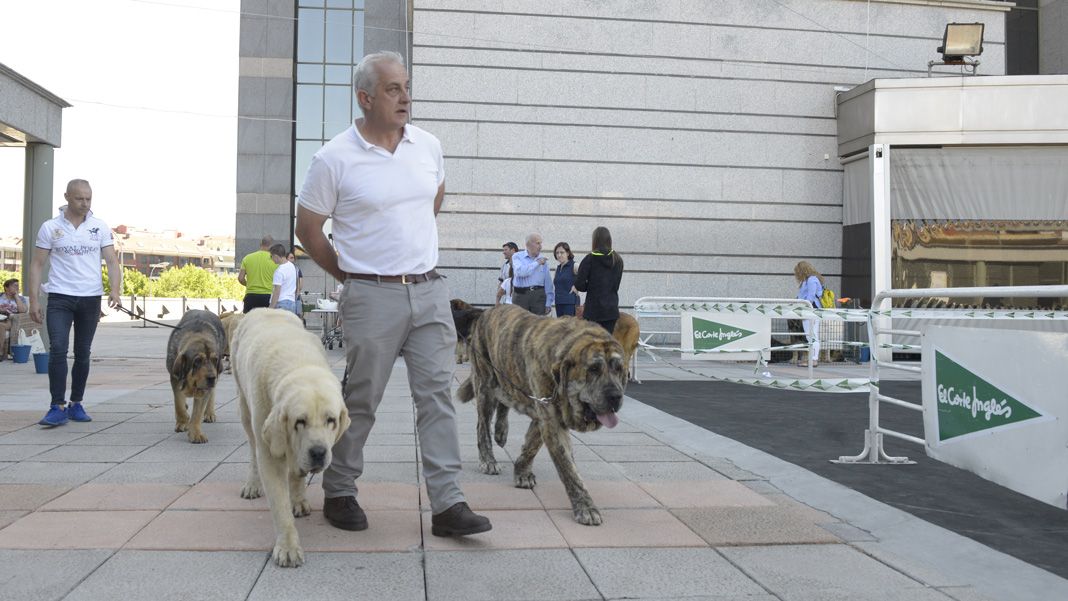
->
[596, 412, 619, 429]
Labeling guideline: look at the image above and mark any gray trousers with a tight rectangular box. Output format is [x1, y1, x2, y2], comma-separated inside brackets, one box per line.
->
[322, 276, 465, 514]
[512, 288, 546, 315]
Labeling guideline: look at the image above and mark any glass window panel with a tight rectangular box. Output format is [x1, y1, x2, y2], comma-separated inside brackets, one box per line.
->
[295, 84, 324, 140]
[299, 0, 325, 6]
[324, 9, 353, 64]
[296, 64, 323, 83]
[323, 85, 353, 138]
[354, 0, 364, 9]
[297, 9, 324, 63]
[353, 11, 364, 58]
[325, 65, 353, 85]
[293, 140, 323, 197]
[326, 0, 351, 7]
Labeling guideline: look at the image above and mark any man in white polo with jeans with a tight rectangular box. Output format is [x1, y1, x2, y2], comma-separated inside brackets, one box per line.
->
[26, 179, 122, 427]
[295, 51, 490, 537]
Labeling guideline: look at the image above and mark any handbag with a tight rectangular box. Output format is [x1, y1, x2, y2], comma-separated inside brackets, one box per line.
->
[18, 328, 46, 354]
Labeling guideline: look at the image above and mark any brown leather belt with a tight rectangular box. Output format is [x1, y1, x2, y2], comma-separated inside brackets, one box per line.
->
[345, 270, 441, 285]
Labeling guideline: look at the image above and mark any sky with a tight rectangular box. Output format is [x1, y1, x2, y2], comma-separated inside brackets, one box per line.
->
[0, 0, 240, 237]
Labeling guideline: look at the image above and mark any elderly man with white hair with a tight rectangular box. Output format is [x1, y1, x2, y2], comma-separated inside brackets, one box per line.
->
[510, 232, 555, 315]
[295, 51, 491, 537]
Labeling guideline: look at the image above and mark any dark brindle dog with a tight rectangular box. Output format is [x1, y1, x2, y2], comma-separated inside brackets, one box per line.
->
[450, 299, 483, 364]
[167, 310, 226, 443]
[458, 304, 626, 525]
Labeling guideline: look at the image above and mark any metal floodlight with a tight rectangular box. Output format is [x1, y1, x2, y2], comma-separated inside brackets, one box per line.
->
[929, 23, 983, 76]
[938, 23, 984, 62]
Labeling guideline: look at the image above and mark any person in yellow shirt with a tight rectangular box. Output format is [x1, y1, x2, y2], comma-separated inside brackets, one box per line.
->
[238, 235, 278, 313]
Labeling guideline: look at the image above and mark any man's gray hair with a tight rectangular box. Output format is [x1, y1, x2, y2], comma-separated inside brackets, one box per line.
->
[353, 51, 406, 98]
[525, 233, 543, 244]
[260, 235, 275, 247]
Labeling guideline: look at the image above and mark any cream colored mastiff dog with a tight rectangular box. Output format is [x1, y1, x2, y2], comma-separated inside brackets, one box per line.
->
[232, 309, 350, 567]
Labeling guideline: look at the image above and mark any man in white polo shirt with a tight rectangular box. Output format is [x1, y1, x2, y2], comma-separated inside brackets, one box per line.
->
[295, 51, 490, 537]
[26, 179, 122, 427]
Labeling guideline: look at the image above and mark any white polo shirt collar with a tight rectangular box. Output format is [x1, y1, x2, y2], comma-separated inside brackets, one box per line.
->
[351, 122, 415, 154]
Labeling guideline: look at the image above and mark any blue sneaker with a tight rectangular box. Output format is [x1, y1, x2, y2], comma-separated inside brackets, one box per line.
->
[66, 402, 92, 422]
[39, 405, 69, 427]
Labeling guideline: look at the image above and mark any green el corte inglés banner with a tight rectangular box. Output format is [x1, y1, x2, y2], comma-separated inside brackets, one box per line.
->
[934, 350, 1044, 442]
[691, 317, 757, 351]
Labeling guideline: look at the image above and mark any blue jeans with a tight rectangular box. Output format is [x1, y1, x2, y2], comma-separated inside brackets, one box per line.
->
[45, 294, 101, 405]
[277, 299, 299, 316]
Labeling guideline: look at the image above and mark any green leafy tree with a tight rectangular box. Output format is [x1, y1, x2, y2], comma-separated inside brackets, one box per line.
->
[104, 265, 243, 300]
[216, 273, 246, 300]
[123, 268, 150, 296]
[151, 264, 223, 298]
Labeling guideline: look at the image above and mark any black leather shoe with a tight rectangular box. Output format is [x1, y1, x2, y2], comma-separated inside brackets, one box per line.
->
[431, 502, 492, 537]
[323, 496, 368, 531]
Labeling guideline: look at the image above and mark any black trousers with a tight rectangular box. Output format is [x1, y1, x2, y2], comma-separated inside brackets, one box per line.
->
[242, 293, 271, 313]
[584, 316, 616, 335]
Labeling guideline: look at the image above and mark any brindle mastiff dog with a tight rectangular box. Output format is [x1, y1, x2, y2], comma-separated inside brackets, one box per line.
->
[167, 309, 226, 443]
[458, 304, 625, 525]
[451, 300, 484, 364]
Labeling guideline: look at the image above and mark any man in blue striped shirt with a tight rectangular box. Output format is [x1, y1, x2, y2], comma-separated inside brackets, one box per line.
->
[510, 233, 555, 315]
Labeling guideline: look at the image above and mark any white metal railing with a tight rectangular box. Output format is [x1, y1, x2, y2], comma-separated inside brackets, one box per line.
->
[632, 296, 870, 390]
[834, 285, 1068, 465]
[102, 296, 244, 325]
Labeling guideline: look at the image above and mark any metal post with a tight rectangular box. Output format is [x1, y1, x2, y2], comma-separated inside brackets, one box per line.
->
[870, 144, 892, 363]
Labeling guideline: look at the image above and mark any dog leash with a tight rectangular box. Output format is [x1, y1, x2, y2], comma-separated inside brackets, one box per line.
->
[116, 305, 180, 329]
[485, 360, 554, 405]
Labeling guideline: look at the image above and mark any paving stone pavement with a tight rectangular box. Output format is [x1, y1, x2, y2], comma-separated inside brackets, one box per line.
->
[0, 322, 1065, 600]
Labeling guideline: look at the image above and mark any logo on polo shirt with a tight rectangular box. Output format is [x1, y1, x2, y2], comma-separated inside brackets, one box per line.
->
[52, 229, 65, 241]
[88, 227, 100, 240]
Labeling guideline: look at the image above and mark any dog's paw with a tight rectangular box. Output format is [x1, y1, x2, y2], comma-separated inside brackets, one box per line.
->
[573, 504, 603, 526]
[272, 542, 305, 568]
[478, 459, 500, 475]
[291, 499, 312, 517]
[174, 421, 188, 433]
[514, 471, 536, 489]
[203, 412, 216, 423]
[240, 481, 262, 499]
[187, 430, 208, 444]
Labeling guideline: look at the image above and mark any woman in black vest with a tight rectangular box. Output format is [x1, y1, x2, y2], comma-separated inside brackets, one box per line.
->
[574, 226, 624, 334]
[552, 242, 581, 317]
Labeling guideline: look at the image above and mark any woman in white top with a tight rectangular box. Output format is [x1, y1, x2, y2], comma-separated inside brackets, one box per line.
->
[268, 244, 299, 316]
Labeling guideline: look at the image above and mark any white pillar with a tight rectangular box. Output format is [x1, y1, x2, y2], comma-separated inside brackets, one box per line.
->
[869, 144, 892, 362]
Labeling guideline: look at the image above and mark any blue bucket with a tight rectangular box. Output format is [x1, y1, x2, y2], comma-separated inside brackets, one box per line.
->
[11, 344, 31, 364]
[33, 352, 49, 374]
[859, 347, 871, 363]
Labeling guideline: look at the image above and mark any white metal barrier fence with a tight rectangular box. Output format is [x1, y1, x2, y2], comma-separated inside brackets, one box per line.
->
[835, 285, 1068, 467]
[632, 297, 871, 392]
